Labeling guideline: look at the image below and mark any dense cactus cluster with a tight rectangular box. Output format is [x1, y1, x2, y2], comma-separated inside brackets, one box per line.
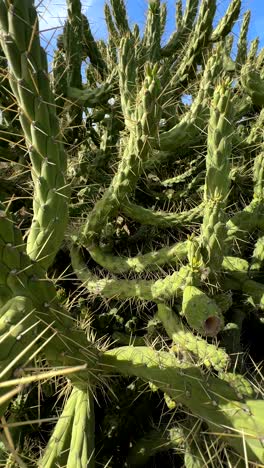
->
[0, 0, 264, 466]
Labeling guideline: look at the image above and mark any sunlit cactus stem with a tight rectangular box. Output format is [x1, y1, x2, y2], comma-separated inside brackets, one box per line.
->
[210, 0, 241, 42]
[98, 346, 264, 463]
[157, 303, 229, 370]
[63, 0, 83, 140]
[236, 10, 250, 70]
[169, 0, 216, 87]
[161, 0, 199, 57]
[82, 13, 107, 79]
[80, 61, 161, 247]
[0, 0, 70, 270]
[201, 80, 233, 273]
[141, 0, 161, 64]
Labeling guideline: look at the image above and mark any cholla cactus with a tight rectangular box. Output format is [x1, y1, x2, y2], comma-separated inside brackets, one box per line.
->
[0, 0, 264, 466]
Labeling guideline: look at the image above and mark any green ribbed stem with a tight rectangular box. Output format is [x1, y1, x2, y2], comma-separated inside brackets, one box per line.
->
[0, 0, 69, 270]
[157, 303, 229, 370]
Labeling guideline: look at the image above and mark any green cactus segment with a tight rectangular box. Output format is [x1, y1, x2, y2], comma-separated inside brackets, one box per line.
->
[204, 79, 233, 195]
[161, 154, 204, 186]
[64, 1, 86, 138]
[81, 65, 160, 247]
[52, 44, 68, 114]
[249, 132, 264, 259]
[161, 0, 199, 57]
[0, 296, 36, 363]
[241, 279, 264, 309]
[0, 210, 17, 307]
[250, 235, 264, 271]
[175, 0, 183, 30]
[170, 0, 216, 86]
[159, 47, 222, 151]
[80, 139, 140, 246]
[214, 291, 232, 313]
[210, 0, 241, 42]
[256, 47, 264, 73]
[226, 200, 263, 243]
[65, 0, 82, 89]
[104, 3, 119, 46]
[142, 0, 161, 64]
[225, 142, 264, 253]
[184, 442, 206, 468]
[0, 202, 62, 315]
[66, 83, 113, 107]
[109, 0, 130, 36]
[0, 0, 69, 270]
[222, 256, 264, 308]
[1, 0, 264, 465]
[0, 295, 38, 417]
[235, 10, 250, 70]
[246, 108, 264, 147]
[201, 81, 233, 271]
[71, 245, 189, 300]
[182, 285, 224, 336]
[240, 65, 264, 107]
[247, 37, 260, 65]
[0, 205, 100, 391]
[222, 256, 248, 276]
[186, 235, 203, 273]
[69, 247, 262, 307]
[218, 372, 254, 399]
[118, 35, 137, 127]
[82, 14, 107, 79]
[160, 2, 167, 36]
[122, 202, 204, 228]
[39, 388, 78, 468]
[87, 240, 188, 274]
[157, 303, 229, 371]
[99, 346, 264, 463]
[253, 150, 264, 199]
[67, 387, 95, 468]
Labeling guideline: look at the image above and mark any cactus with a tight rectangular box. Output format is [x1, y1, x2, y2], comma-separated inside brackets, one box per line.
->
[99, 346, 264, 463]
[1, 0, 264, 466]
[0, 0, 70, 270]
[200, 80, 233, 275]
[157, 303, 229, 370]
[236, 10, 251, 70]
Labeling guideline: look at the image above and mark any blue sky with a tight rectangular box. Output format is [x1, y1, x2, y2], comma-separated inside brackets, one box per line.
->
[37, 0, 264, 55]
